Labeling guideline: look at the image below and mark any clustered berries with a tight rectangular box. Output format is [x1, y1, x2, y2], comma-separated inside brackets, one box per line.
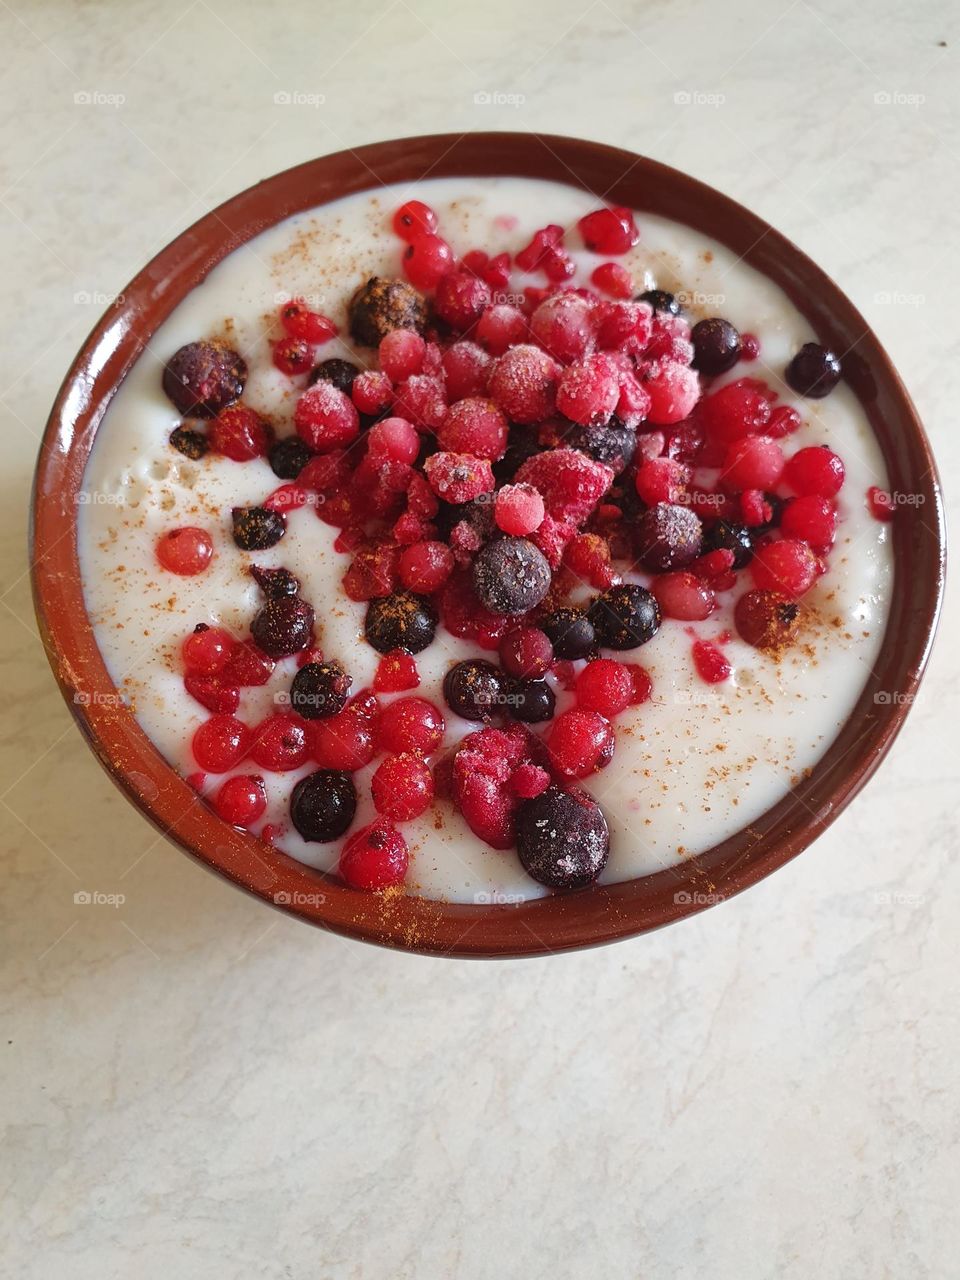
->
[158, 194, 856, 897]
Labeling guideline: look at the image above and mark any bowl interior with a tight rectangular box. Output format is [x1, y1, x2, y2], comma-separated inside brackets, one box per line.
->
[32, 133, 945, 957]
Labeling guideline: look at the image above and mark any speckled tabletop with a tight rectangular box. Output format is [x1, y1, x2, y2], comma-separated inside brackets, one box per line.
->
[2, 2, 957, 1277]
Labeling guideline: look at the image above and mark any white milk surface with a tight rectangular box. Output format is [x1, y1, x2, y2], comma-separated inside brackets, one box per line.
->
[77, 177, 893, 902]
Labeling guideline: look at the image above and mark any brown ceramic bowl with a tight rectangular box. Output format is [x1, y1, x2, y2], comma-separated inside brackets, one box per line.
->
[32, 133, 944, 958]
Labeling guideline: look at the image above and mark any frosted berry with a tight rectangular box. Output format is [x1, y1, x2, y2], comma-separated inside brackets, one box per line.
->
[398, 540, 455, 593]
[530, 292, 598, 364]
[424, 452, 495, 505]
[475, 303, 527, 356]
[213, 774, 266, 827]
[294, 381, 360, 452]
[516, 786, 609, 890]
[488, 344, 560, 424]
[377, 696, 444, 754]
[644, 362, 700, 425]
[442, 341, 492, 400]
[494, 483, 545, 536]
[785, 343, 841, 397]
[367, 416, 419, 465]
[635, 455, 686, 505]
[784, 446, 845, 497]
[371, 753, 434, 821]
[192, 714, 251, 772]
[439, 398, 509, 460]
[393, 374, 447, 430]
[379, 328, 425, 381]
[434, 270, 491, 331]
[339, 821, 408, 890]
[290, 770, 357, 842]
[163, 341, 246, 417]
[556, 356, 620, 426]
[403, 234, 454, 288]
[472, 536, 552, 615]
[351, 370, 393, 416]
[156, 527, 213, 576]
[750, 539, 818, 597]
[547, 709, 615, 779]
[635, 502, 703, 571]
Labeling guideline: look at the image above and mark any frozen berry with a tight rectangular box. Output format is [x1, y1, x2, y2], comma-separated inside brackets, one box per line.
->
[250, 713, 309, 771]
[279, 298, 337, 344]
[750, 539, 818, 597]
[702, 519, 754, 568]
[294, 381, 360, 452]
[365, 591, 437, 655]
[637, 289, 680, 316]
[351, 370, 393, 416]
[424, 452, 495, 504]
[635, 455, 687, 505]
[214, 774, 266, 827]
[781, 494, 837, 551]
[635, 502, 703, 571]
[156, 527, 213, 576]
[513, 448, 613, 524]
[442, 341, 492, 400]
[650, 571, 716, 621]
[443, 659, 506, 722]
[575, 658, 634, 717]
[568, 421, 636, 474]
[510, 679, 556, 724]
[434, 270, 490, 331]
[169, 425, 208, 459]
[472, 537, 552, 616]
[349, 277, 427, 347]
[290, 770, 357, 842]
[403, 234, 454, 289]
[393, 374, 447, 430]
[269, 436, 313, 480]
[192, 714, 251, 772]
[591, 262, 633, 298]
[589, 584, 661, 649]
[529, 292, 598, 364]
[371, 753, 434, 821]
[578, 206, 639, 255]
[367, 416, 419, 465]
[309, 357, 361, 394]
[691, 318, 741, 375]
[398, 541, 454, 594]
[162, 341, 246, 417]
[516, 786, 609, 890]
[547, 709, 615, 779]
[231, 506, 285, 551]
[644, 362, 700, 425]
[785, 343, 841, 397]
[494, 483, 545, 536]
[290, 661, 351, 720]
[540, 608, 596, 660]
[392, 200, 438, 241]
[339, 821, 408, 890]
[734, 588, 801, 650]
[488, 344, 560, 424]
[379, 328, 425, 380]
[250, 596, 314, 658]
[784, 446, 846, 497]
[700, 380, 772, 444]
[556, 355, 620, 426]
[499, 626, 553, 679]
[475, 303, 527, 355]
[209, 404, 272, 461]
[439, 398, 508, 460]
[721, 436, 785, 491]
[377, 696, 444, 755]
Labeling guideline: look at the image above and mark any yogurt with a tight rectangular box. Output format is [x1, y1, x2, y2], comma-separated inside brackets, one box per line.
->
[77, 176, 893, 903]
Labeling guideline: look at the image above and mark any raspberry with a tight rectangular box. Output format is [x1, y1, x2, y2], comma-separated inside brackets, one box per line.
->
[440, 571, 514, 649]
[184, 675, 240, 715]
[377, 696, 444, 755]
[646, 313, 694, 364]
[308, 707, 376, 770]
[529, 292, 598, 364]
[644, 363, 700, 425]
[392, 374, 447, 430]
[734, 589, 801, 650]
[613, 368, 652, 428]
[635, 455, 687, 505]
[156, 527, 213, 576]
[272, 336, 313, 377]
[578, 205, 639, 254]
[784, 446, 846, 497]
[750, 539, 818, 597]
[434, 270, 491, 331]
[509, 763, 551, 800]
[650, 571, 717, 621]
[488, 344, 560, 424]
[220, 640, 274, 687]
[514, 448, 613, 523]
[295, 381, 360, 452]
[781, 495, 837, 551]
[351, 370, 393, 416]
[699, 380, 772, 444]
[596, 300, 653, 354]
[424, 452, 495, 504]
[451, 722, 537, 848]
[529, 513, 577, 569]
[439, 398, 509, 460]
[213, 774, 266, 827]
[374, 651, 420, 692]
[398, 540, 455, 593]
[547, 709, 615, 779]
[339, 821, 409, 890]
[209, 404, 272, 461]
[182, 624, 232, 675]
[563, 531, 614, 589]
[402, 234, 453, 288]
[766, 405, 802, 438]
[591, 262, 633, 298]
[250, 713, 309, 771]
[556, 355, 620, 426]
[499, 626, 553, 679]
[371, 753, 434, 820]
[392, 200, 438, 241]
[192, 714, 251, 772]
[721, 437, 786, 491]
[575, 658, 634, 717]
[342, 542, 400, 602]
[494, 483, 545, 536]
[279, 298, 337, 344]
[442, 341, 492, 400]
[867, 486, 895, 522]
[475, 303, 527, 355]
[379, 328, 425, 380]
[692, 639, 731, 684]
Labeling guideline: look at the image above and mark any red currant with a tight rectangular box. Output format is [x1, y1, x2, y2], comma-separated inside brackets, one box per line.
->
[371, 753, 434, 820]
[272, 336, 314, 377]
[192, 714, 251, 772]
[156, 527, 213, 576]
[547, 709, 615, 779]
[402, 235, 453, 289]
[499, 627, 554, 679]
[250, 712, 309, 772]
[377, 697, 444, 755]
[339, 820, 409, 890]
[279, 298, 337, 344]
[398, 541, 454, 594]
[392, 200, 438, 241]
[182, 624, 232, 674]
[209, 405, 272, 460]
[213, 774, 266, 827]
[308, 706, 376, 771]
[780, 494, 837, 552]
[294, 381, 360, 452]
[575, 659, 634, 717]
[750, 539, 818, 597]
[379, 328, 425, 380]
[784, 446, 846, 497]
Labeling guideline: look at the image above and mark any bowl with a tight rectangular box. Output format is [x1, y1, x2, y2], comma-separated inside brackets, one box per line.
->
[31, 133, 945, 957]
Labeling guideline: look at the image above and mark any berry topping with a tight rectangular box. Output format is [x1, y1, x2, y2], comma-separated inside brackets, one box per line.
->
[499, 626, 554, 679]
[569, 420, 637, 474]
[783, 446, 846, 497]
[290, 661, 352, 720]
[231, 506, 285, 551]
[439, 398, 509, 460]
[209, 404, 272, 461]
[475, 303, 527, 356]
[379, 327, 425, 380]
[309, 357, 361, 394]
[488, 344, 560, 424]
[250, 596, 315, 658]
[290, 770, 357, 842]
[192, 714, 251, 772]
[340, 821, 409, 890]
[249, 565, 300, 598]
[529, 292, 598, 364]
[643, 362, 701, 425]
[250, 713, 309, 772]
[749, 539, 818, 598]
[370, 753, 434, 822]
[513, 448, 614, 524]
[494, 483, 545, 536]
[451, 723, 538, 848]
[424, 452, 495, 505]
[377, 696, 444, 755]
[184, 675, 240, 715]
[403, 234, 454, 289]
[589, 584, 661, 650]
[692, 639, 731, 684]
[374, 651, 420, 692]
[443, 341, 492, 400]
[279, 298, 337, 344]
[591, 262, 633, 298]
[472, 536, 552, 615]
[785, 343, 842, 398]
[169, 425, 208, 460]
[349, 277, 427, 347]
[540, 608, 596, 660]
[268, 436, 313, 480]
[635, 455, 687, 505]
[351, 370, 394, 416]
[434, 270, 491, 331]
[635, 502, 703, 571]
[780, 494, 837, 552]
[443, 659, 506, 722]
[162, 341, 247, 417]
[650, 571, 717, 621]
[721, 436, 786, 491]
[699, 380, 771, 444]
[294, 381, 360, 452]
[867, 486, 895, 522]
[556, 355, 620, 426]
[156, 527, 213, 576]
[702, 519, 754, 568]
[365, 591, 438, 655]
[392, 200, 438, 241]
[578, 206, 639, 255]
[509, 679, 556, 724]
[734, 589, 801, 651]
[637, 289, 680, 316]
[547, 708, 615, 778]
[213, 774, 266, 828]
[398, 540, 455, 594]
[575, 658, 635, 717]
[182, 624, 233, 675]
[516, 786, 609, 890]
[309, 707, 377, 770]
[691, 318, 742, 376]
[272, 336, 313, 376]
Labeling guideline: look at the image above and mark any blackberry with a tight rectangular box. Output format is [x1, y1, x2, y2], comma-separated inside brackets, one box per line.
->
[637, 289, 680, 316]
[472, 537, 552, 616]
[290, 661, 352, 720]
[309, 357, 361, 395]
[290, 770, 357, 842]
[169, 425, 208, 460]
[250, 596, 314, 657]
[702, 520, 754, 569]
[540, 608, 596, 660]
[269, 436, 313, 480]
[634, 502, 702, 571]
[691, 318, 742, 376]
[348, 276, 427, 348]
[443, 659, 505, 722]
[785, 343, 842, 398]
[508, 679, 556, 724]
[588, 584, 661, 650]
[232, 506, 286, 551]
[365, 592, 437, 655]
[162, 341, 246, 418]
[516, 786, 610, 890]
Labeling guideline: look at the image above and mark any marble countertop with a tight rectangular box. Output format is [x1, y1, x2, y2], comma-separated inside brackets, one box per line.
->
[2, 1, 957, 1276]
